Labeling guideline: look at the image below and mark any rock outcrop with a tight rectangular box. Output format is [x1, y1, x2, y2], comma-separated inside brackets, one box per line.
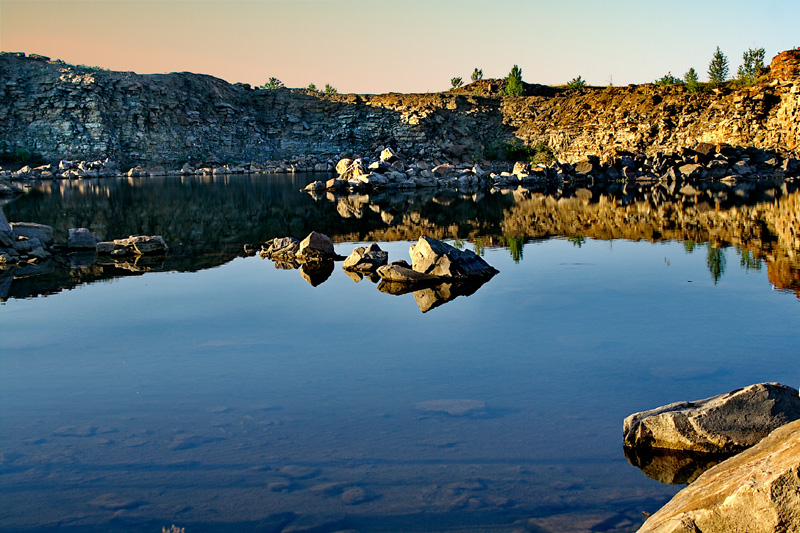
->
[638, 418, 800, 533]
[96, 235, 169, 256]
[1, 49, 798, 173]
[623, 383, 800, 453]
[342, 243, 388, 272]
[409, 235, 498, 280]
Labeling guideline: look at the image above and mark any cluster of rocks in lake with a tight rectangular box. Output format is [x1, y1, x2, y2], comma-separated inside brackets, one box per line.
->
[1, 207, 169, 296]
[624, 383, 800, 532]
[248, 232, 497, 312]
[300, 144, 799, 197]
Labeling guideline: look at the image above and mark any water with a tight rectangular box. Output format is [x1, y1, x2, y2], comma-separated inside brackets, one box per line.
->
[2, 175, 800, 532]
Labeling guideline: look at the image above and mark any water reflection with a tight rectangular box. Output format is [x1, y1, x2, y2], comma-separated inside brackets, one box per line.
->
[2, 175, 800, 301]
[624, 446, 733, 485]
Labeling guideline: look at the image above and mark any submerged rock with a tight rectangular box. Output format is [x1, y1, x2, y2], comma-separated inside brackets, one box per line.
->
[639, 418, 800, 533]
[623, 382, 800, 453]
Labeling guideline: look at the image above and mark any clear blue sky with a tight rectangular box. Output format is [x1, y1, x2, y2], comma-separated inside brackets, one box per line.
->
[1, 0, 797, 93]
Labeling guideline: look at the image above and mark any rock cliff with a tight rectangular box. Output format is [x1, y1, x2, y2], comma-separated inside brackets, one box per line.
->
[1, 50, 798, 168]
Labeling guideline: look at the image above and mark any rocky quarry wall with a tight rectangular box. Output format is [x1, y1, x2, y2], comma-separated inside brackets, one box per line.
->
[1, 50, 799, 169]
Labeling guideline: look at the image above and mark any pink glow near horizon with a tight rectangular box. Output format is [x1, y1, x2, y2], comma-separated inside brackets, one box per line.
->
[1, 0, 798, 93]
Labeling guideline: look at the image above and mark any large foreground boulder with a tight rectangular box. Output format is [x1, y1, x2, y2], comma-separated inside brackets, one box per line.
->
[10, 222, 54, 246]
[409, 235, 498, 279]
[639, 418, 800, 533]
[296, 231, 335, 261]
[623, 383, 800, 453]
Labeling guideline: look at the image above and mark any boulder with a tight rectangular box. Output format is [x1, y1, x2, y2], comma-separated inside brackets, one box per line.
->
[409, 235, 498, 280]
[261, 237, 300, 260]
[638, 418, 800, 533]
[296, 231, 335, 261]
[10, 222, 54, 246]
[342, 243, 388, 272]
[99, 235, 168, 256]
[376, 260, 439, 283]
[623, 383, 800, 454]
[379, 147, 399, 163]
[67, 228, 100, 250]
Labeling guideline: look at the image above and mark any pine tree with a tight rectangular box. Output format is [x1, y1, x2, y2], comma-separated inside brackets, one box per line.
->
[324, 84, 337, 94]
[450, 77, 463, 89]
[684, 67, 700, 93]
[707, 46, 729, 87]
[471, 68, 483, 83]
[737, 47, 765, 85]
[504, 65, 524, 96]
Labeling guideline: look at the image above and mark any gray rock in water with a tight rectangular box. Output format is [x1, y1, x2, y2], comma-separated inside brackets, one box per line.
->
[10, 222, 54, 246]
[376, 260, 439, 283]
[623, 383, 800, 453]
[638, 418, 800, 533]
[67, 228, 100, 250]
[342, 243, 388, 272]
[99, 235, 168, 256]
[296, 231, 335, 261]
[262, 236, 300, 260]
[410, 235, 498, 280]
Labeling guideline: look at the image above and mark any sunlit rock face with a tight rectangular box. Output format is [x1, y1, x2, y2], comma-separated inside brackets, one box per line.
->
[638, 419, 800, 533]
[1, 51, 798, 169]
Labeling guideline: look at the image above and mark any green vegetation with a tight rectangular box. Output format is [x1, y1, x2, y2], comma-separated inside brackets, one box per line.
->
[0, 147, 44, 168]
[736, 46, 766, 86]
[568, 236, 586, 248]
[260, 77, 284, 90]
[738, 248, 762, 271]
[485, 139, 554, 164]
[471, 68, 483, 83]
[655, 72, 683, 86]
[502, 236, 525, 263]
[684, 67, 701, 93]
[504, 65, 524, 96]
[566, 76, 587, 89]
[473, 86, 484, 96]
[307, 83, 318, 92]
[707, 244, 727, 284]
[707, 46, 729, 87]
[450, 77, 464, 90]
[324, 83, 338, 94]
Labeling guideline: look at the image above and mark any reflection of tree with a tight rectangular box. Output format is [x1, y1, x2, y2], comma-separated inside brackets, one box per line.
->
[683, 240, 697, 253]
[568, 236, 586, 248]
[738, 248, 762, 271]
[707, 245, 727, 285]
[502, 236, 525, 263]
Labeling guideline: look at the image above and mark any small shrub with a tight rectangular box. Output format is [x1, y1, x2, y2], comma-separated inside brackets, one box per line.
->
[655, 72, 683, 86]
[324, 83, 337, 94]
[307, 83, 318, 92]
[450, 77, 463, 89]
[708, 46, 729, 87]
[497, 139, 554, 164]
[504, 65, 524, 96]
[566, 76, 587, 89]
[471, 68, 483, 83]
[473, 86, 484, 96]
[260, 77, 284, 90]
[0, 148, 44, 168]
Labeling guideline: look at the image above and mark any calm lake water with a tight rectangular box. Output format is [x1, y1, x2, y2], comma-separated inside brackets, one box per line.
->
[2, 175, 800, 532]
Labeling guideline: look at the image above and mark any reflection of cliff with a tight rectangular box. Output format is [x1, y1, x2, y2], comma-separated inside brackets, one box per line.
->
[3, 176, 800, 300]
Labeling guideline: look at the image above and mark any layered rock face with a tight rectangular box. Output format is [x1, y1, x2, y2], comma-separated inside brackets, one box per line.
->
[1, 50, 798, 168]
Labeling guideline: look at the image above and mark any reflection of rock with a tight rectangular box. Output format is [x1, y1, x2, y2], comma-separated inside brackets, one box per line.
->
[413, 278, 489, 313]
[639, 419, 800, 533]
[623, 383, 800, 453]
[410, 235, 498, 279]
[67, 227, 100, 250]
[273, 260, 300, 270]
[300, 260, 334, 287]
[342, 243, 388, 272]
[623, 446, 732, 485]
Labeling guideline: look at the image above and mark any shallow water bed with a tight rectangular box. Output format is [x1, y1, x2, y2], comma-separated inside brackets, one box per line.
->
[3, 234, 800, 532]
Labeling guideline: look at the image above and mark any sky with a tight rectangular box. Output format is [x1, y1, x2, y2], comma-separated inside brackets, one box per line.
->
[1, 0, 798, 94]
